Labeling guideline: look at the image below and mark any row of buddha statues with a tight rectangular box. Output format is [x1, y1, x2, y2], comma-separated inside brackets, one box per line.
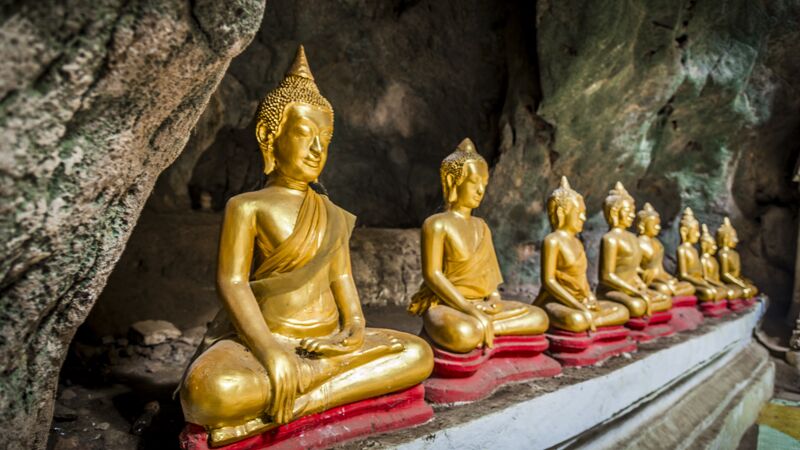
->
[177, 47, 760, 449]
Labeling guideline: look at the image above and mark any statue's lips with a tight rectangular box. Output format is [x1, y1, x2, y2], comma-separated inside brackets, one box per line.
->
[304, 159, 321, 168]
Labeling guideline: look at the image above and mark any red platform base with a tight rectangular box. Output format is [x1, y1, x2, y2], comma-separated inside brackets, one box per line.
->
[546, 326, 637, 367]
[728, 297, 757, 312]
[423, 335, 561, 404]
[625, 310, 676, 343]
[700, 299, 731, 318]
[179, 385, 433, 450]
[669, 296, 704, 332]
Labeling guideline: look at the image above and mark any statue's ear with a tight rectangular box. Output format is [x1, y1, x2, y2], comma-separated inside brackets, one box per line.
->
[610, 206, 620, 227]
[256, 123, 269, 146]
[556, 206, 566, 229]
[445, 174, 459, 204]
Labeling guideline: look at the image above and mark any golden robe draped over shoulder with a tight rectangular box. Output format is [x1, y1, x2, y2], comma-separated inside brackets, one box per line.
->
[408, 220, 503, 315]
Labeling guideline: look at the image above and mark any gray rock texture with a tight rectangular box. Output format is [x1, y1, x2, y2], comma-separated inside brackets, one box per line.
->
[0, 1, 264, 448]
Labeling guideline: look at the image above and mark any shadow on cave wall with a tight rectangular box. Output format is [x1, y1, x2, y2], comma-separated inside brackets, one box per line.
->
[85, 0, 799, 339]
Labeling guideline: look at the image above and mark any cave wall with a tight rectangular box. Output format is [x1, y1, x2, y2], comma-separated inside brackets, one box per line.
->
[89, 0, 799, 338]
[484, 0, 800, 307]
[0, 1, 264, 448]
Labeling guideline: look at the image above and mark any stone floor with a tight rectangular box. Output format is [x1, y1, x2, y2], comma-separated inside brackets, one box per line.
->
[47, 305, 799, 450]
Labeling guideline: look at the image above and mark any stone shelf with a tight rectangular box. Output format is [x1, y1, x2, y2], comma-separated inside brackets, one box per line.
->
[349, 301, 770, 449]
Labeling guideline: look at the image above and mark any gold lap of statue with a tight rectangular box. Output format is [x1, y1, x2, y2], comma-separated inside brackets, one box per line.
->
[407, 138, 548, 353]
[716, 218, 759, 298]
[700, 223, 745, 300]
[533, 177, 629, 333]
[677, 208, 726, 302]
[597, 182, 672, 318]
[179, 46, 433, 446]
[636, 203, 696, 298]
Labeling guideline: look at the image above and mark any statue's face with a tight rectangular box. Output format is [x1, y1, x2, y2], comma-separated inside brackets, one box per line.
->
[724, 230, 738, 248]
[617, 199, 635, 228]
[273, 103, 334, 183]
[684, 222, 700, 244]
[702, 237, 717, 255]
[453, 160, 489, 210]
[643, 216, 661, 237]
[562, 196, 587, 233]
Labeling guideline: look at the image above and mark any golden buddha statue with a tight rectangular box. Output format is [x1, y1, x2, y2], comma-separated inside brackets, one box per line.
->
[700, 223, 744, 300]
[676, 208, 726, 302]
[533, 177, 629, 332]
[716, 217, 758, 298]
[407, 138, 548, 353]
[598, 182, 672, 318]
[635, 203, 696, 298]
[179, 46, 433, 446]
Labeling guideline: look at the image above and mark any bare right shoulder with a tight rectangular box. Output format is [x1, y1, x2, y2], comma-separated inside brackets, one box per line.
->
[542, 232, 563, 249]
[422, 212, 451, 235]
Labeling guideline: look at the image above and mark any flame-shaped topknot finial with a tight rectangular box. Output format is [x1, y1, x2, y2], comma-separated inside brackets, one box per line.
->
[287, 45, 315, 80]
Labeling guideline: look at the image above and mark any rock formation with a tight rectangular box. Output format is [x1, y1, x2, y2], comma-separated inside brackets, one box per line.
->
[0, 1, 264, 447]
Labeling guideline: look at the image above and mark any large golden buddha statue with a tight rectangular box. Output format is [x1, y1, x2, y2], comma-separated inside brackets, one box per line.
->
[407, 138, 548, 353]
[676, 208, 726, 302]
[716, 217, 758, 298]
[533, 177, 629, 332]
[179, 46, 433, 446]
[597, 182, 672, 318]
[636, 203, 696, 298]
[700, 223, 744, 300]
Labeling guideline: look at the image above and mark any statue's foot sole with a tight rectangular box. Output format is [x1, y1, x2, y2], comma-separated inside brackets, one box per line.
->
[728, 297, 757, 312]
[546, 326, 637, 367]
[700, 299, 731, 318]
[669, 296, 704, 332]
[626, 310, 676, 343]
[423, 335, 561, 405]
[179, 385, 432, 450]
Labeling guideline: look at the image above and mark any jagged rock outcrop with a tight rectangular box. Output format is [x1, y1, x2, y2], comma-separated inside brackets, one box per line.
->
[0, 1, 264, 447]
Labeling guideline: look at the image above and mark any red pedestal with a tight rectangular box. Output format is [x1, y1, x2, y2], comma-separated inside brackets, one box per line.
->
[728, 297, 757, 312]
[179, 385, 432, 450]
[423, 335, 561, 404]
[546, 326, 637, 367]
[625, 310, 676, 342]
[699, 299, 731, 318]
[669, 296, 704, 332]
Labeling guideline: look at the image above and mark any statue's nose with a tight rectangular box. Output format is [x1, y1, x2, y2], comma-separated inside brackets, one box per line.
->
[310, 136, 323, 156]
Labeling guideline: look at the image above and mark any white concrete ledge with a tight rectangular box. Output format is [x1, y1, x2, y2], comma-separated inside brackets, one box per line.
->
[390, 302, 766, 450]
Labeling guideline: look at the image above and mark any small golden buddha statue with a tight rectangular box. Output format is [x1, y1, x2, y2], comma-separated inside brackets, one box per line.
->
[533, 177, 629, 332]
[179, 46, 433, 446]
[716, 217, 758, 298]
[598, 182, 672, 317]
[700, 223, 744, 300]
[676, 208, 726, 302]
[407, 138, 548, 353]
[636, 203, 696, 297]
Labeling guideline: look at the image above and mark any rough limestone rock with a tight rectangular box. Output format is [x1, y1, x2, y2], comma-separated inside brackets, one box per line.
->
[0, 1, 264, 448]
[483, 0, 800, 299]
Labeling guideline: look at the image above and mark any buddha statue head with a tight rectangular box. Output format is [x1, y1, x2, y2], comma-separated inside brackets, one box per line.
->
[440, 138, 489, 210]
[636, 202, 661, 237]
[255, 45, 334, 183]
[700, 224, 717, 255]
[716, 217, 739, 249]
[603, 181, 636, 229]
[679, 207, 700, 244]
[547, 176, 586, 233]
